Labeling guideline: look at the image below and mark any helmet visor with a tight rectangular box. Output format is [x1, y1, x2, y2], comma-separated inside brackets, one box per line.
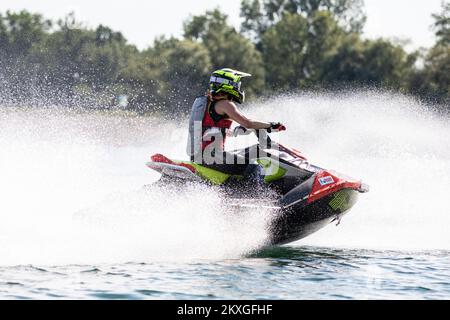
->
[210, 76, 241, 90]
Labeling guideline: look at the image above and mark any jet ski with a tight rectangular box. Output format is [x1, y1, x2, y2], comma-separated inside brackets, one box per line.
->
[146, 128, 369, 246]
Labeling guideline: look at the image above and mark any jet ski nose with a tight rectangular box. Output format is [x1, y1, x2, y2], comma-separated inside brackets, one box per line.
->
[358, 183, 370, 193]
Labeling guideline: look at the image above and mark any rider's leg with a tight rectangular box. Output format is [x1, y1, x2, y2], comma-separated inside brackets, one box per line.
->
[201, 150, 266, 192]
[241, 163, 265, 189]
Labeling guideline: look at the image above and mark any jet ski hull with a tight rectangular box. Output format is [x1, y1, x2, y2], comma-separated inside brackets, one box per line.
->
[269, 188, 359, 245]
[146, 151, 368, 246]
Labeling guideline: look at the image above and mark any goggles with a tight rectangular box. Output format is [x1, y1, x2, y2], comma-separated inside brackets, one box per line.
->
[210, 76, 242, 90]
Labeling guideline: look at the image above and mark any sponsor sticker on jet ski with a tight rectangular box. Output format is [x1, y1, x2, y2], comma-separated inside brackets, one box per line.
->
[319, 176, 335, 186]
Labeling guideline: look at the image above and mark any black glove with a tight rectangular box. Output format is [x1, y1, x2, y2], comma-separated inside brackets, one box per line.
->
[267, 122, 286, 133]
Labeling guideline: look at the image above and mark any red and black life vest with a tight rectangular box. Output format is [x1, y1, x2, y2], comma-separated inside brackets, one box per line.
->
[201, 99, 233, 151]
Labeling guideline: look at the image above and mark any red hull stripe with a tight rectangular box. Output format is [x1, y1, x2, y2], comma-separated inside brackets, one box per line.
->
[307, 171, 361, 203]
[150, 154, 196, 173]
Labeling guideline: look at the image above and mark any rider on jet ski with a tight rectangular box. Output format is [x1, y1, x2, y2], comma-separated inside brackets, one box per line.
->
[187, 68, 286, 186]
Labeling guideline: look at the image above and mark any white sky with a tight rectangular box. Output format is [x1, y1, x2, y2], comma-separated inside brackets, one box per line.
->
[0, 0, 444, 50]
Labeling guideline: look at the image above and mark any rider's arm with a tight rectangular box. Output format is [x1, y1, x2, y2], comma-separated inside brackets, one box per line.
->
[216, 100, 271, 130]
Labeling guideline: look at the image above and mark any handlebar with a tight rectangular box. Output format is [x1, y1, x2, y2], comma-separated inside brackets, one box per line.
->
[227, 126, 307, 161]
[229, 126, 285, 137]
[228, 126, 278, 150]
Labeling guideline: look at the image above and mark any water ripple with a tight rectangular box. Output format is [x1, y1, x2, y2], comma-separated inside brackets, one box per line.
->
[0, 246, 449, 299]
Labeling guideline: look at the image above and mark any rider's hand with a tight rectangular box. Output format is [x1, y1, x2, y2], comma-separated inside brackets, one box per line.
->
[267, 122, 286, 133]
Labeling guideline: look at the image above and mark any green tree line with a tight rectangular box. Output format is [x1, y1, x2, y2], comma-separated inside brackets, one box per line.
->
[0, 1, 448, 113]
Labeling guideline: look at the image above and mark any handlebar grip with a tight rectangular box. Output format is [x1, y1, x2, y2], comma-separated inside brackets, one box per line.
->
[267, 122, 286, 133]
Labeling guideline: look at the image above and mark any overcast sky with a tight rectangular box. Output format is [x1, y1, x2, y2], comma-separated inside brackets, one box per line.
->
[0, 0, 445, 50]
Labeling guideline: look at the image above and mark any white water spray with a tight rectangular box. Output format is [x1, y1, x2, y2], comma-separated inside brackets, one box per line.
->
[246, 91, 450, 250]
[0, 108, 271, 266]
[0, 91, 449, 265]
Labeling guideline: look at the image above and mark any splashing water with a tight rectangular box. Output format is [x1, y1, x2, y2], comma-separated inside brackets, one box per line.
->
[0, 107, 271, 266]
[0, 91, 449, 266]
[246, 91, 450, 251]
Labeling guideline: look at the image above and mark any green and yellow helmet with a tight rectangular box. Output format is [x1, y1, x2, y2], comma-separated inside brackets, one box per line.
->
[209, 68, 252, 104]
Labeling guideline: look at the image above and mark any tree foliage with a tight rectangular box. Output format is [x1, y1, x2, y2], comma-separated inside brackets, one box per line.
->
[323, 36, 417, 89]
[141, 37, 212, 113]
[0, 2, 448, 112]
[262, 11, 344, 89]
[184, 9, 265, 97]
[432, 2, 450, 46]
[0, 10, 51, 59]
[409, 2, 450, 105]
[241, 0, 366, 42]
